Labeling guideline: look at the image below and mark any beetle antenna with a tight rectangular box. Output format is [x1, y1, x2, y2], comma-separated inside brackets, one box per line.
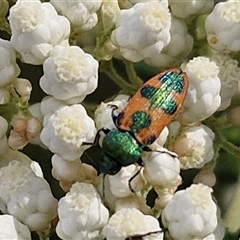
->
[108, 104, 118, 125]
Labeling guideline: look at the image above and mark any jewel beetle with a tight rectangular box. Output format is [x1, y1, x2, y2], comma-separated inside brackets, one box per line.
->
[92, 68, 188, 175]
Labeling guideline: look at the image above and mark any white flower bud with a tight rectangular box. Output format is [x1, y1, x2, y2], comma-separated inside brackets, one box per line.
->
[30, 160, 44, 178]
[211, 53, 240, 111]
[40, 96, 66, 117]
[101, 0, 120, 31]
[40, 45, 98, 104]
[26, 117, 41, 140]
[0, 138, 8, 157]
[9, 0, 70, 65]
[12, 78, 32, 98]
[162, 184, 217, 240]
[154, 193, 173, 210]
[0, 160, 58, 231]
[51, 154, 97, 189]
[56, 182, 109, 240]
[0, 116, 8, 140]
[12, 117, 27, 133]
[118, 0, 141, 9]
[145, 17, 193, 68]
[8, 117, 42, 149]
[118, 0, 157, 9]
[0, 215, 31, 240]
[50, 0, 102, 31]
[169, 0, 214, 19]
[150, 126, 169, 149]
[8, 129, 28, 150]
[97, 174, 117, 212]
[28, 105, 45, 146]
[83, 163, 99, 180]
[40, 104, 96, 160]
[95, 95, 129, 130]
[108, 164, 146, 198]
[169, 123, 215, 169]
[143, 148, 180, 187]
[111, 2, 171, 62]
[206, 0, 240, 52]
[115, 195, 150, 214]
[0, 88, 10, 104]
[0, 38, 20, 87]
[193, 167, 216, 187]
[0, 148, 32, 169]
[94, 95, 128, 145]
[29, 103, 42, 122]
[204, 208, 225, 240]
[104, 208, 163, 240]
[0, 148, 35, 170]
[179, 57, 221, 124]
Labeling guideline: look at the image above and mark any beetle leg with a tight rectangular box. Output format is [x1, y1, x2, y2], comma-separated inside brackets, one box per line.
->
[154, 149, 178, 158]
[125, 230, 163, 240]
[82, 128, 110, 146]
[143, 146, 178, 158]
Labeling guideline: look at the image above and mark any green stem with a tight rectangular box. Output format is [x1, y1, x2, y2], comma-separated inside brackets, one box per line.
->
[220, 138, 240, 156]
[204, 115, 232, 129]
[0, 86, 31, 124]
[123, 59, 143, 88]
[94, 9, 105, 53]
[0, 103, 18, 123]
[100, 60, 136, 95]
[37, 230, 50, 240]
[93, 10, 115, 61]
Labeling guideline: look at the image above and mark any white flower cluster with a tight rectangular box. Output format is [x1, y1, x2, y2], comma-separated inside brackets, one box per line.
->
[168, 122, 215, 169]
[0, 215, 31, 240]
[2, 0, 240, 239]
[104, 208, 163, 240]
[0, 38, 20, 87]
[162, 184, 217, 240]
[145, 16, 193, 68]
[0, 160, 57, 231]
[40, 104, 96, 160]
[169, 0, 214, 19]
[56, 182, 109, 240]
[8, 0, 70, 65]
[0, 116, 8, 154]
[40, 45, 98, 104]
[111, 1, 171, 62]
[205, 0, 240, 52]
[50, 0, 102, 31]
[178, 56, 221, 125]
[211, 53, 240, 111]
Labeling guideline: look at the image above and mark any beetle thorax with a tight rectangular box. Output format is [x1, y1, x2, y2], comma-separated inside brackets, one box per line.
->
[102, 129, 142, 166]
